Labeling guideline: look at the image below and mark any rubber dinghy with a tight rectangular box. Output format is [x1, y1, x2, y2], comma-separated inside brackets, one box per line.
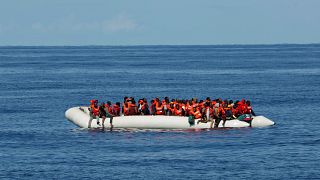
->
[65, 107, 275, 129]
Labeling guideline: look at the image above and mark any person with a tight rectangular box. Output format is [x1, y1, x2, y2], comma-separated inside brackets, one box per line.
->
[88, 99, 100, 128]
[141, 98, 150, 115]
[218, 104, 226, 127]
[245, 100, 256, 116]
[122, 96, 128, 114]
[173, 104, 183, 116]
[99, 102, 107, 129]
[191, 107, 202, 119]
[224, 100, 233, 120]
[155, 101, 164, 115]
[150, 99, 156, 115]
[112, 102, 121, 116]
[127, 99, 138, 115]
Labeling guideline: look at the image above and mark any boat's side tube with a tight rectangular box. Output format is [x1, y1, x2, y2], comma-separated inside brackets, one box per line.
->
[251, 116, 275, 127]
[65, 107, 91, 128]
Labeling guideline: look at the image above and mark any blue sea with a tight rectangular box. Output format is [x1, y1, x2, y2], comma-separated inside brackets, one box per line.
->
[0, 44, 320, 179]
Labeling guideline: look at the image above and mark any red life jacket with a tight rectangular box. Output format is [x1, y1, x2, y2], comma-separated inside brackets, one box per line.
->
[246, 106, 252, 114]
[92, 105, 100, 116]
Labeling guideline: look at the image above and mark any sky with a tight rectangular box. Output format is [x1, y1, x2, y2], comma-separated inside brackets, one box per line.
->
[0, 0, 319, 45]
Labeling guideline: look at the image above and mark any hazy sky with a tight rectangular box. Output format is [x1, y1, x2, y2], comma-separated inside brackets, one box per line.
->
[0, 0, 319, 45]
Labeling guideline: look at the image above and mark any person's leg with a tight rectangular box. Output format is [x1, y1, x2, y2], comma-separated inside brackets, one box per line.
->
[88, 113, 93, 128]
[109, 117, 114, 131]
[214, 117, 221, 128]
[101, 116, 106, 129]
[96, 115, 100, 125]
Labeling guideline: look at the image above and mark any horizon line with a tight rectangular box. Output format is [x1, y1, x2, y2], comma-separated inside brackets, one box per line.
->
[0, 42, 320, 47]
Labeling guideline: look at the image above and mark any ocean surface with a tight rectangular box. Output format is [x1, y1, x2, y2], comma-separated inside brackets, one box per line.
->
[0, 44, 319, 179]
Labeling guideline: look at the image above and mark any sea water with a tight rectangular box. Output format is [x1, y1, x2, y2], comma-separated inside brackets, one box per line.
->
[0, 45, 319, 179]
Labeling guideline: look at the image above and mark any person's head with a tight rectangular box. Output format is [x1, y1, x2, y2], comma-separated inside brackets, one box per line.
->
[205, 102, 210, 107]
[206, 97, 211, 102]
[123, 96, 128, 102]
[176, 104, 180, 109]
[116, 102, 120, 106]
[246, 100, 251, 106]
[229, 100, 233, 104]
[107, 101, 111, 106]
[90, 99, 95, 105]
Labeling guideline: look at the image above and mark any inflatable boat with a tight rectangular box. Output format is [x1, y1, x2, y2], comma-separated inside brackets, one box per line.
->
[65, 106, 275, 129]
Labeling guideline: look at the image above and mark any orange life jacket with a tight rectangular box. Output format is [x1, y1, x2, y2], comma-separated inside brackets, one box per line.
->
[113, 104, 120, 116]
[193, 110, 202, 119]
[91, 105, 100, 116]
[174, 108, 182, 116]
[155, 103, 164, 115]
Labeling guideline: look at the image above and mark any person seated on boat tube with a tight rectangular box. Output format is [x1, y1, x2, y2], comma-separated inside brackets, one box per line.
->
[149, 99, 155, 115]
[245, 100, 256, 116]
[223, 99, 233, 120]
[138, 99, 144, 114]
[166, 97, 172, 115]
[127, 98, 138, 115]
[203, 102, 213, 122]
[173, 104, 184, 116]
[105, 101, 114, 115]
[138, 99, 150, 115]
[112, 102, 121, 116]
[123, 101, 129, 116]
[216, 103, 227, 127]
[98, 102, 114, 129]
[190, 107, 202, 119]
[89, 99, 100, 126]
[122, 96, 128, 115]
[155, 100, 165, 115]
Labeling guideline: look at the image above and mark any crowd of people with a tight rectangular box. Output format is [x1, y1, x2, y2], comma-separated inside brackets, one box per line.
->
[88, 96, 256, 128]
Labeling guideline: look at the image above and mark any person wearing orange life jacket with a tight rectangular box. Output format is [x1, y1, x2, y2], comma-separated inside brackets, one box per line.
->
[127, 99, 138, 115]
[185, 100, 193, 116]
[245, 100, 256, 116]
[122, 96, 128, 114]
[123, 102, 129, 116]
[213, 103, 226, 128]
[112, 102, 121, 116]
[155, 101, 164, 115]
[191, 107, 202, 119]
[105, 101, 114, 115]
[168, 102, 175, 115]
[88, 99, 100, 128]
[173, 104, 184, 116]
[223, 100, 233, 119]
[102, 101, 114, 129]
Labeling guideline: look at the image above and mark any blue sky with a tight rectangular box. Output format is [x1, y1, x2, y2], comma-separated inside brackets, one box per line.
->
[0, 0, 319, 45]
